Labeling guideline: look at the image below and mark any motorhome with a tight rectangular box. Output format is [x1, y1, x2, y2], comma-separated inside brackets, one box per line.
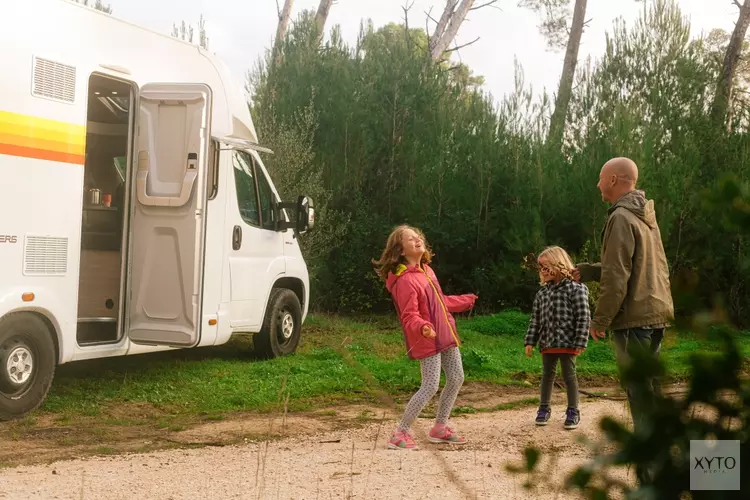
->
[0, 0, 314, 420]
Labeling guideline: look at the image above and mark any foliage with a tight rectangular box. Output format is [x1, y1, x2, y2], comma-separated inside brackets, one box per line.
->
[73, 0, 112, 14]
[519, 0, 574, 50]
[171, 15, 209, 50]
[253, 102, 350, 291]
[248, 0, 750, 328]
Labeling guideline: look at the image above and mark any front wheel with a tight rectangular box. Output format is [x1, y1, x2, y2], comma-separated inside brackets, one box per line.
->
[0, 313, 56, 421]
[254, 288, 302, 359]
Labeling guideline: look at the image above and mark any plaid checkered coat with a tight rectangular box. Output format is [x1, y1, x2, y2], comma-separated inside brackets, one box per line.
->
[524, 279, 591, 352]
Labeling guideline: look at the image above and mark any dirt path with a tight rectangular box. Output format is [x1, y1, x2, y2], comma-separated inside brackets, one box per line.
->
[0, 387, 639, 500]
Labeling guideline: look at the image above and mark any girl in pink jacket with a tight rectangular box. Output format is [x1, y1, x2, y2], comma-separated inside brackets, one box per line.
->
[373, 225, 478, 450]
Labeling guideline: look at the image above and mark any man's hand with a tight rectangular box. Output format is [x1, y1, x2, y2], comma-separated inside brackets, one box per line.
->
[590, 327, 606, 341]
[525, 345, 533, 358]
[422, 325, 437, 339]
[571, 267, 581, 282]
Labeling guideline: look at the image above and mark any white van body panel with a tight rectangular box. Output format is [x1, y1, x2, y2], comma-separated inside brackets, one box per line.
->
[0, 0, 310, 366]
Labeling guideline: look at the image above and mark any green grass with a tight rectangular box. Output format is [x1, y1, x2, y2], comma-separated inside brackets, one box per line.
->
[40, 312, 750, 418]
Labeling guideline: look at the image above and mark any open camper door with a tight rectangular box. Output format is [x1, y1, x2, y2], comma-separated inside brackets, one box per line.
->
[127, 83, 212, 347]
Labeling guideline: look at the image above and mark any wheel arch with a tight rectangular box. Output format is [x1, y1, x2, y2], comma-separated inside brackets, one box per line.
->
[271, 277, 305, 311]
[1, 309, 61, 365]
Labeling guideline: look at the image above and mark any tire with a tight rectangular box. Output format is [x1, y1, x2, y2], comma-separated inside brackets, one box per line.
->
[253, 288, 302, 359]
[0, 313, 56, 421]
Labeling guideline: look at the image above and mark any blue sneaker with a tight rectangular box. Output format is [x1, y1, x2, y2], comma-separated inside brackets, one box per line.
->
[564, 408, 580, 430]
[535, 406, 551, 426]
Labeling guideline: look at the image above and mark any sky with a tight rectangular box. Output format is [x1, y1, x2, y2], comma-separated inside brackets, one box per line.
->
[105, 0, 740, 103]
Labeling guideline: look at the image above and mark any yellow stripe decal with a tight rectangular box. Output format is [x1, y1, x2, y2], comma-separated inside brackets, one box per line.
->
[0, 110, 86, 165]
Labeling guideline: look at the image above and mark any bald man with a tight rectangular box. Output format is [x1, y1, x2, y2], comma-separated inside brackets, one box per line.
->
[573, 157, 674, 437]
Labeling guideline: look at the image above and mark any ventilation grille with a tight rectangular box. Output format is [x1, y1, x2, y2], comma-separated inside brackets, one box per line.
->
[32, 57, 76, 103]
[24, 236, 69, 276]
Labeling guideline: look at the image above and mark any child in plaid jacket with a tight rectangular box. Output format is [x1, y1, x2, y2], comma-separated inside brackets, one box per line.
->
[524, 246, 591, 429]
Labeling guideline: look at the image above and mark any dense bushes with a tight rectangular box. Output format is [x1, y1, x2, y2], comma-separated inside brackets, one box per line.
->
[249, 0, 750, 327]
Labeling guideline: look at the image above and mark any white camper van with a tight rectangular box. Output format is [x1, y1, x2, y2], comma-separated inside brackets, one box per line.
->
[0, 0, 315, 420]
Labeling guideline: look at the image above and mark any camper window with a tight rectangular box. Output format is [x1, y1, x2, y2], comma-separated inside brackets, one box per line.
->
[256, 167, 277, 231]
[233, 151, 260, 226]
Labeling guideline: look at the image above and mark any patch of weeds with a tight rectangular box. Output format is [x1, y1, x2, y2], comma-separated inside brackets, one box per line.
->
[489, 397, 539, 412]
[357, 410, 374, 422]
[82, 406, 101, 417]
[452, 406, 479, 415]
[169, 425, 186, 432]
[202, 414, 225, 422]
[54, 414, 74, 426]
[18, 416, 38, 428]
[94, 446, 116, 455]
[103, 418, 148, 426]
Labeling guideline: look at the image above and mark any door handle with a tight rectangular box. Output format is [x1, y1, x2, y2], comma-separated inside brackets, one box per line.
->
[232, 225, 242, 250]
[135, 151, 198, 207]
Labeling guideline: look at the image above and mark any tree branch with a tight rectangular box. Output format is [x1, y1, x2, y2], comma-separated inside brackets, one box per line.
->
[445, 36, 481, 53]
[429, 0, 458, 53]
[734, 0, 743, 10]
[276, 0, 282, 18]
[403, 0, 415, 51]
[430, 0, 475, 61]
[470, 0, 500, 11]
[425, 10, 441, 26]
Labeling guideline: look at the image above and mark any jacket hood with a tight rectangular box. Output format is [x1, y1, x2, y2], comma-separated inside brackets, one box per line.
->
[385, 263, 421, 293]
[610, 190, 657, 228]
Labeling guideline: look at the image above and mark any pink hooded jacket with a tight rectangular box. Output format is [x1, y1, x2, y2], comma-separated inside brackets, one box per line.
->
[386, 263, 477, 360]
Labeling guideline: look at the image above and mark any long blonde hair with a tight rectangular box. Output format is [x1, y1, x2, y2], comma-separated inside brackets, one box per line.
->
[537, 245, 575, 284]
[372, 225, 433, 281]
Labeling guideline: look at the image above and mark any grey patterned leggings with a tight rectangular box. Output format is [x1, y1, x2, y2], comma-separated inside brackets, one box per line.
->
[398, 347, 465, 431]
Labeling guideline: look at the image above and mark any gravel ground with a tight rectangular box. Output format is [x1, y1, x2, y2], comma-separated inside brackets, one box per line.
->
[0, 395, 636, 500]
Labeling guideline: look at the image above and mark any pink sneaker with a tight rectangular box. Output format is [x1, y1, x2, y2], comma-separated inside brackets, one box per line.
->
[388, 430, 417, 450]
[428, 425, 467, 445]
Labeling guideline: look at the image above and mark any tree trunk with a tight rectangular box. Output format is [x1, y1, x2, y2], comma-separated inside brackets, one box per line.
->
[429, 0, 457, 57]
[314, 0, 334, 45]
[547, 0, 587, 147]
[711, 0, 750, 131]
[274, 0, 294, 53]
[430, 0, 474, 62]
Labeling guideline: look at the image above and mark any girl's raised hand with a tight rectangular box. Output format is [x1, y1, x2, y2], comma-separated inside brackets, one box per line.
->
[525, 345, 533, 357]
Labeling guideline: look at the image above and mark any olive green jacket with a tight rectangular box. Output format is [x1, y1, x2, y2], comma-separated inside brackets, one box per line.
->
[577, 190, 674, 331]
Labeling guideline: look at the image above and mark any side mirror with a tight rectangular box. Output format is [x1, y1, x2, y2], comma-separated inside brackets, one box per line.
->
[275, 195, 315, 234]
[296, 195, 315, 234]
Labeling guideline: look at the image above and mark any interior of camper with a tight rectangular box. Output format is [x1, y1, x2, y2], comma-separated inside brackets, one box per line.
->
[77, 74, 133, 345]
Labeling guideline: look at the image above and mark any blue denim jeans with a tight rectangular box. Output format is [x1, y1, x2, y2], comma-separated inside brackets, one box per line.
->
[612, 327, 664, 434]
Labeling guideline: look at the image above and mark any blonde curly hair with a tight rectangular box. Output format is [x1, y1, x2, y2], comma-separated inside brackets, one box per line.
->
[537, 245, 575, 285]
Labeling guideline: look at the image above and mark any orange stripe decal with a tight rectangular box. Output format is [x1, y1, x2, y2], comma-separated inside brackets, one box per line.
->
[0, 110, 86, 165]
[0, 143, 85, 165]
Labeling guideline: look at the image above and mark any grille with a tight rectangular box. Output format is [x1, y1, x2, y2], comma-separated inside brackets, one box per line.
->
[32, 57, 76, 103]
[23, 236, 69, 276]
